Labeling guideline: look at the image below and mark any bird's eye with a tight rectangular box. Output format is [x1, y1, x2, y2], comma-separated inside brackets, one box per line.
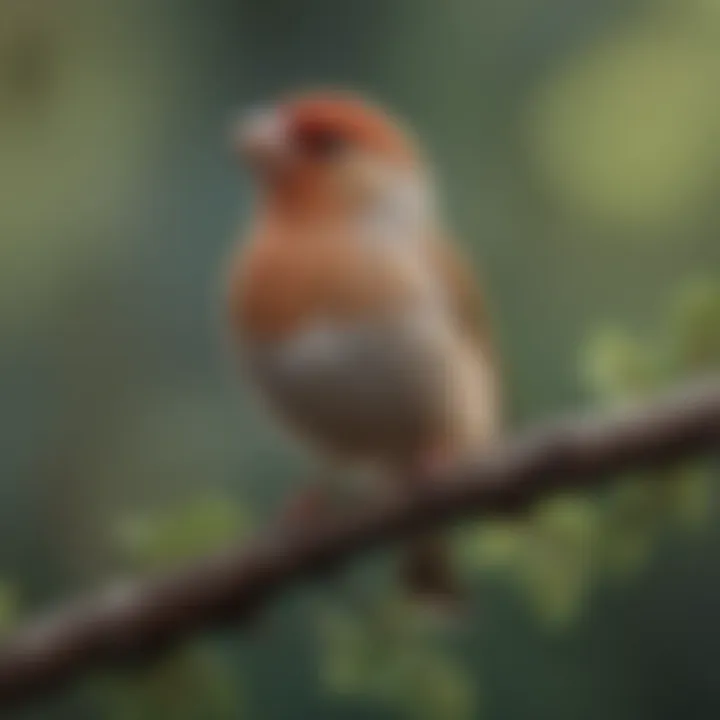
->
[296, 126, 348, 159]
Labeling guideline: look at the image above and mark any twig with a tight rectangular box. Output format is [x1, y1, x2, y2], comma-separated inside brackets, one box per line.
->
[1, 382, 719, 708]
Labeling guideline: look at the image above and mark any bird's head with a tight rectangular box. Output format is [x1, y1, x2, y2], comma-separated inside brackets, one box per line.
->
[234, 91, 433, 224]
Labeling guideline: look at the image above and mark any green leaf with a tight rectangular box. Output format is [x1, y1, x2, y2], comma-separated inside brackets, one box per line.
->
[318, 600, 476, 720]
[599, 477, 660, 580]
[658, 466, 714, 530]
[582, 326, 659, 402]
[666, 279, 720, 372]
[98, 644, 242, 720]
[390, 652, 474, 720]
[515, 498, 598, 628]
[460, 520, 525, 571]
[319, 610, 372, 694]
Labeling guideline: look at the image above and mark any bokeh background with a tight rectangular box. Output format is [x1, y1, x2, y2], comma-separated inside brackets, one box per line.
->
[1, 0, 719, 718]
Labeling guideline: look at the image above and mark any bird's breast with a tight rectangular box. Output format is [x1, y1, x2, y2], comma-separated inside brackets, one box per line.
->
[228, 216, 436, 345]
[244, 312, 453, 459]
[228, 217, 475, 458]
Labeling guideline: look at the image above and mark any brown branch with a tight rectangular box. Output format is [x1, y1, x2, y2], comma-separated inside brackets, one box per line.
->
[1, 382, 719, 708]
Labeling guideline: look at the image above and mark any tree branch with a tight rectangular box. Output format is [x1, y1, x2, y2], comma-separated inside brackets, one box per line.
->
[1, 383, 719, 707]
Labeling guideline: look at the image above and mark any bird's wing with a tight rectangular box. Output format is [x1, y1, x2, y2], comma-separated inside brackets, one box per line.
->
[430, 238, 493, 349]
[429, 236, 504, 433]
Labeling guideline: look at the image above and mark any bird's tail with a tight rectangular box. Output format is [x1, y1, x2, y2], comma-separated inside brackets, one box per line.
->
[401, 534, 462, 611]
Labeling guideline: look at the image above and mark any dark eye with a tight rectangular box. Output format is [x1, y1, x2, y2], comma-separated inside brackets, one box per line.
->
[296, 126, 348, 158]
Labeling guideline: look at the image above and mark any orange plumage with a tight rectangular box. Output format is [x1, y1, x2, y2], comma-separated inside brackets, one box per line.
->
[226, 90, 501, 604]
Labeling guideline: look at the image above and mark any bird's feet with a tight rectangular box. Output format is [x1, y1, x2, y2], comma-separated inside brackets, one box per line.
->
[277, 482, 337, 536]
[403, 444, 456, 490]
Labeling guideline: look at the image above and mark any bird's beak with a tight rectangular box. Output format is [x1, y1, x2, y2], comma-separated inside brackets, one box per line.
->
[233, 107, 292, 172]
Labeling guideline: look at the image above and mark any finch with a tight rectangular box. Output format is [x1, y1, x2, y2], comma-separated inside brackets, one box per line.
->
[226, 90, 501, 604]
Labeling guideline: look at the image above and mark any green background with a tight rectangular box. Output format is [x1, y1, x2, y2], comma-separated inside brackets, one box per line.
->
[1, 0, 719, 717]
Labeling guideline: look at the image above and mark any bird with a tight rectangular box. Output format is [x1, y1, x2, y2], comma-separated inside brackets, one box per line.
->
[225, 90, 501, 605]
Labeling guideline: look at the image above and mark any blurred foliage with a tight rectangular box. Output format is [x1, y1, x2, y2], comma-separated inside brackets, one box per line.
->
[584, 278, 720, 399]
[89, 499, 251, 719]
[0, 0, 175, 333]
[97, 645, 240, 720]
[530, 1, 720, 231]
[319, 599, 474, 720]
[464, 278, 719, 634]
[115, 496, 252, 571]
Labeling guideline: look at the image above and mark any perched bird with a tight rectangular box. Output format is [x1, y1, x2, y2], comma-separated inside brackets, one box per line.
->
[226, 90, 501, 603]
